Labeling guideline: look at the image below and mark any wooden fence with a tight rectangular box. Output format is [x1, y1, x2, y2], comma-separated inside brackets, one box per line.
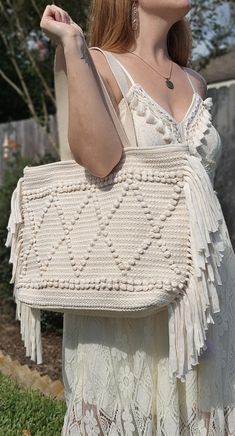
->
[0, 115, 59, 185]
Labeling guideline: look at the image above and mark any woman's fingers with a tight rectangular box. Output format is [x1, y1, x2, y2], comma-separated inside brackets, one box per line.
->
[53, 7, 68, 23]
[49, 4, 70, 21]
[54, 10, 61, 22]
[40, 3, 83, 44]
[65, 13, 70, 24]
[61, 11, 70, 24]
[41, 4, 70, 23]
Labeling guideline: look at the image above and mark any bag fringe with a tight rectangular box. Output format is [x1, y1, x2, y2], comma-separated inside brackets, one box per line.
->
[15, 298, 43, 364]
[168, 154, 228, 382]
[6, 177, 24, 284]
[5, 176, 43, 364]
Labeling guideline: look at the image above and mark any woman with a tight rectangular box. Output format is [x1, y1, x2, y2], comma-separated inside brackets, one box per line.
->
[40, 1, 235, 434]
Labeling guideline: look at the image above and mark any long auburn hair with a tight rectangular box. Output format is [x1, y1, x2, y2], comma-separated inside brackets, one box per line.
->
[87, 0, 192, 67]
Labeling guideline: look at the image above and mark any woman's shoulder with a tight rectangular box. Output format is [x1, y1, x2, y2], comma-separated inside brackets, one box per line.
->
[183, 66, 208, 99]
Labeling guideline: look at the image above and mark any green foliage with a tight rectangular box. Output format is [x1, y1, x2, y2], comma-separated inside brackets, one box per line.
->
[0, 0, 89, 123]
[0, 150, 63, 333]
[40, 311, 63, 334]
[0, 372, 66, 435]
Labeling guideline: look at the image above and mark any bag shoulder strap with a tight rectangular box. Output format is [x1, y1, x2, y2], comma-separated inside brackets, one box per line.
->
[54, 45, 72, 160]
[89, 47, 130, 96]
[54, 45, 137, 160]
[90, 47, 138, 148]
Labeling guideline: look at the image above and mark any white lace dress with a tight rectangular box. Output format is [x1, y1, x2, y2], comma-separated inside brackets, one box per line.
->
[61, 50, 235, 435]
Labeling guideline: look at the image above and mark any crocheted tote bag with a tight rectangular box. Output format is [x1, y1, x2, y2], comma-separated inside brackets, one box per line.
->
[5, 45, 230, 381]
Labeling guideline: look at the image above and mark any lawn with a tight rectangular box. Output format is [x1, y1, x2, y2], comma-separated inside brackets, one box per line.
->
[0, 372, 67, 435]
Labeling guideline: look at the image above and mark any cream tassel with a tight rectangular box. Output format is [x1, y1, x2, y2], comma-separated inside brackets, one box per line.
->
[189, 104, 212, 156]
[5, 177, 43, 364]
[15, 298, 43, 364]
[5, 177, 24, 283]
[168, 153, 227, 382]
[145, 110, 157, 124]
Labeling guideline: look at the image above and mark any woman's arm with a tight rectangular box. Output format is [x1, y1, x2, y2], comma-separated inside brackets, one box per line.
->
[63, 36, 123, 177]
[40, 5, 123, 178]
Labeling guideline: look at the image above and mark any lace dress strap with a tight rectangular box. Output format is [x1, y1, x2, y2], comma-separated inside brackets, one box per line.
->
[181, 66, 208, 96]
[181, 67, 197, 93]
[89, 47, 138, 149]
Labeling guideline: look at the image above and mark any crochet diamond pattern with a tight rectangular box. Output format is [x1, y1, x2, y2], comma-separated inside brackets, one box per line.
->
[17, 151, 191, 314]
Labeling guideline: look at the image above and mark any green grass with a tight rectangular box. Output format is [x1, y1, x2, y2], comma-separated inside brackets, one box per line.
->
[0, 372, 67, 435]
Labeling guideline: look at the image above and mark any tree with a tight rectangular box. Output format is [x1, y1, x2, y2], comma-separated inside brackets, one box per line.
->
[0, 0, 89, 151]
[189, 0, 234, 69]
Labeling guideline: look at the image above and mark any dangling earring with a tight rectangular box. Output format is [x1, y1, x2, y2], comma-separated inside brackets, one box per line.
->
[131, 0, 139, 32]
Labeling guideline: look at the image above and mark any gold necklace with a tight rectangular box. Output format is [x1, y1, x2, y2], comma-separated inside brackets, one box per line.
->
[126, 49, 174, 89]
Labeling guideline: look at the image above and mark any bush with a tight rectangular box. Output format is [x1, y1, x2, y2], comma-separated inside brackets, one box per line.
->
[0, 150, 63, 334]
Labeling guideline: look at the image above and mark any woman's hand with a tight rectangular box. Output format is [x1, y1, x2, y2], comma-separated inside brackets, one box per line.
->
[40, 4, 84, 46]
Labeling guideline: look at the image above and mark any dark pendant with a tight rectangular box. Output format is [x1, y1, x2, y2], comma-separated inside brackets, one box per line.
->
[166, 79, 174, 89]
